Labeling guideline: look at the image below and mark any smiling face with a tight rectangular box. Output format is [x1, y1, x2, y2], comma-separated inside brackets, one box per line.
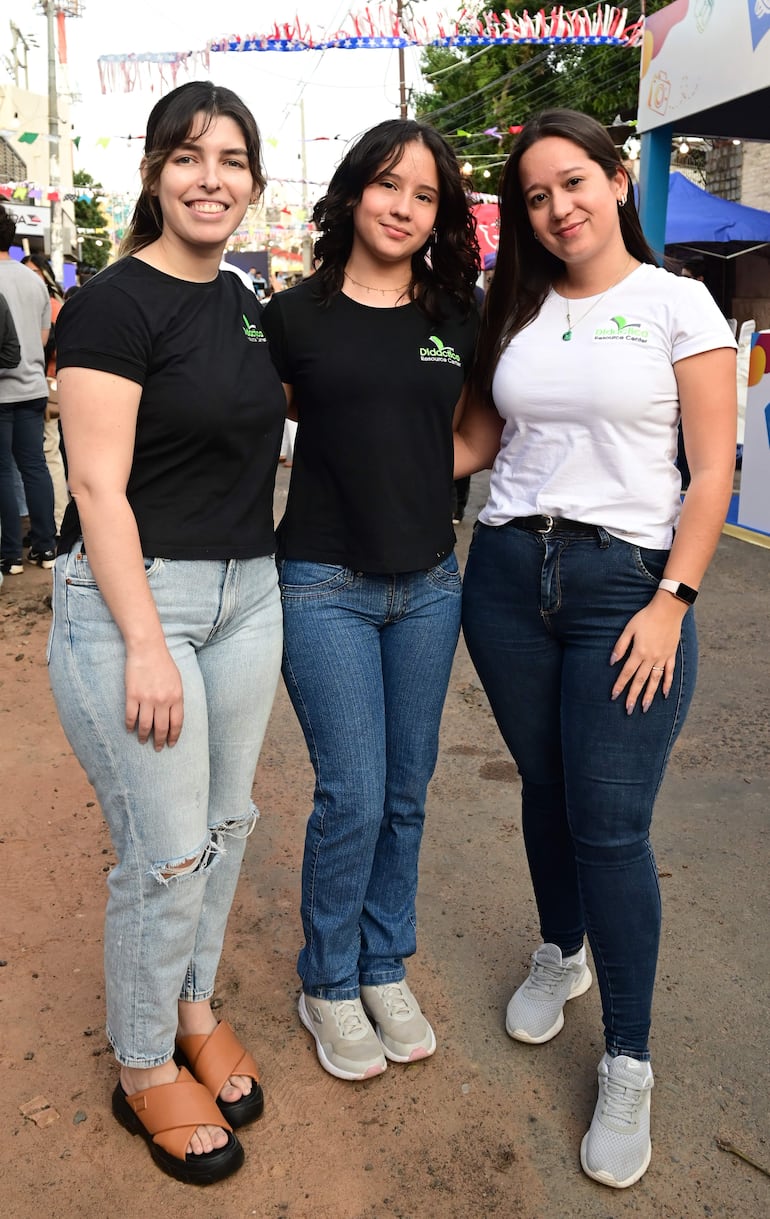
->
[350, 139, 440, 271]
[518, 136, 627, 271]
[149, 112, 257, 257]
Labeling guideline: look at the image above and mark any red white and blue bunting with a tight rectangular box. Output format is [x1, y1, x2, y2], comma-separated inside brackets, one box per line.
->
[98, 6, 641, 92]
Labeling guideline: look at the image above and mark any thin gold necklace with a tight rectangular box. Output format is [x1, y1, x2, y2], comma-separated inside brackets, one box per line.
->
[561, 257, 634, 341]
[344, 271, 410, 297]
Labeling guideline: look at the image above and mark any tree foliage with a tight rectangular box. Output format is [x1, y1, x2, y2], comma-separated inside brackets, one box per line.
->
[412, 2, 670, 174]
[73, 170, 110, 271]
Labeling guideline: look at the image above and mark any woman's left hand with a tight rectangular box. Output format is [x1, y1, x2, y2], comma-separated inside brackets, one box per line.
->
[610, 595, 688, 714]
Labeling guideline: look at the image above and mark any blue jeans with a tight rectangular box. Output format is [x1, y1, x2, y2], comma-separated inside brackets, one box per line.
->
[462, 522, 697, 1059]
[279, 556, 462, 1000]
[48, 549, 282, 1067]
[0, 399, 56, 560]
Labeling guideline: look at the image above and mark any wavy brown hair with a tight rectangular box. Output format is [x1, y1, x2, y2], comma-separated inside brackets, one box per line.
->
[472, 108, 657, 398]
[120, 81, 265, 257]
[311, 119, 479, 321]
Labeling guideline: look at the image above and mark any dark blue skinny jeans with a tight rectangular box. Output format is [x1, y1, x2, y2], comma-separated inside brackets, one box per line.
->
[0, 398, 56, 561]
[462, 521, 697, 1059]
[279, 555, 463, 1000]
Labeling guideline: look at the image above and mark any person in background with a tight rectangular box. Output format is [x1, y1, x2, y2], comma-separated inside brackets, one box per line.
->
[680, 256, 706, 282]
[454, 251, 497, 524]
[482, 249, 497, 293]
[456, 109, 736, 1189]
[22, 254, 68, 538]
[0, 206, 57, 576]
[0, 289, 20, 370]
[263, 117, 479, 1083]
[48, 81, 285, 1185]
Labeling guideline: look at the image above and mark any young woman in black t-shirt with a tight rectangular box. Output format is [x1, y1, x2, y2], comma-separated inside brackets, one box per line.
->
[48, 83, 285, 1185]
[263, 120, 479, 1082]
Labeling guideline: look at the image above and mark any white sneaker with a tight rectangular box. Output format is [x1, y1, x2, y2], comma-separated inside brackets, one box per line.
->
[580, 1053, 654, 1188]
[505, 943, 592, 1043]
[360, 981, 436, 1063]
[298, 993, 387, 1081]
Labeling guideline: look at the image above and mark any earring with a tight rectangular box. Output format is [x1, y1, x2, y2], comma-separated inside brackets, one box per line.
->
[618, 195, 627, 207]
[532, 230, 539, 241]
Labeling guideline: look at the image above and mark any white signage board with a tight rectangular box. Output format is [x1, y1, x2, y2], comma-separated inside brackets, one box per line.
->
[638, 0, 770, 133]
[5, 203, 50, 237]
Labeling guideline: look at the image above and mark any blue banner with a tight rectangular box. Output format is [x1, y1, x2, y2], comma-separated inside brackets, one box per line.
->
[747, 0, 770, 50]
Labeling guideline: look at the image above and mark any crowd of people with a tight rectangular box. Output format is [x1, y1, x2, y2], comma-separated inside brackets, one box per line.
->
[1, 85, 737, 1192]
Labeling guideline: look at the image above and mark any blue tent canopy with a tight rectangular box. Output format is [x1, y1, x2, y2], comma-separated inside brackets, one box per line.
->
[665, 172, 770, 245]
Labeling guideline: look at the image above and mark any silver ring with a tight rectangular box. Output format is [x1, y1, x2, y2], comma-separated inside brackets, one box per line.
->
[651, 666, 665, 672]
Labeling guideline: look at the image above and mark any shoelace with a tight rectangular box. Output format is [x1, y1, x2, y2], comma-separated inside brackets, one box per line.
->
[376, 984, 412, 1018]
[332, 1000, 368, 1038]
[599, 1073, 647, 1128]
[526, 957, 571, 996]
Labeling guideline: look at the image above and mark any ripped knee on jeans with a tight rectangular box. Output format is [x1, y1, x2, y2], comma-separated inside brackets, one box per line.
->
[150, 805, 258, 884]
[151, 835, 214, 885]
[211, 801, 260, 843]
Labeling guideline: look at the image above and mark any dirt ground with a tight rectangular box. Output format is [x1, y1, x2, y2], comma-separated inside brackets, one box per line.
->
[1, 469, 769, 1219]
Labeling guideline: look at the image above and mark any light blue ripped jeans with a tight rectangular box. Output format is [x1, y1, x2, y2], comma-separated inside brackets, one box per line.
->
[48, 548, 282, 1068]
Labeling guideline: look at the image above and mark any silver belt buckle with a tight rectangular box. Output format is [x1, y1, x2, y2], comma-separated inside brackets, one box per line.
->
[537, 514, 554, 534]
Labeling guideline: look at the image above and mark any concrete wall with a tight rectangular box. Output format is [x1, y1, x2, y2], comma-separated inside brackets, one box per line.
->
[740, 143, 770, 213]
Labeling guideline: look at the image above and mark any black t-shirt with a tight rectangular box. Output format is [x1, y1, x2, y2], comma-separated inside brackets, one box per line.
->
[56, 258, 285, 559]
[262, 279, 479, 573]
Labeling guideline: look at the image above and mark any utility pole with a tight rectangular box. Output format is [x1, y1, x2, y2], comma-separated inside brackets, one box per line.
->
[299, 98, 313, 278]
[39, 1, 84, 281]
[44, 1, 63, 281]
[7, 24, 39, 89]
[397, 0, 407, 118]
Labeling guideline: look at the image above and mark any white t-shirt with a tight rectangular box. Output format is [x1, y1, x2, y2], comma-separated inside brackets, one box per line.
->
[480, 263, 736, 548]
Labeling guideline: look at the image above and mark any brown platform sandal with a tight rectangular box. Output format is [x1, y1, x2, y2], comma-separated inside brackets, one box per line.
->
[176, 1021, 264, 1128]
[112, 1065, 244, 1185]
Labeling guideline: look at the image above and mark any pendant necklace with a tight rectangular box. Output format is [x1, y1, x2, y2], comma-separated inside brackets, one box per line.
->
[561, 257, 633, 341]
[344, 271, 410, 298]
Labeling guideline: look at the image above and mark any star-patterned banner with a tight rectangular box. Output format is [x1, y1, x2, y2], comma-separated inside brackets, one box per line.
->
[97, 6, 641, 91]
[208, 6, 641, 51]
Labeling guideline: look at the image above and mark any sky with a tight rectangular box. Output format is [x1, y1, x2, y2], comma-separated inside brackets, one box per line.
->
[2, 0, 459, 208]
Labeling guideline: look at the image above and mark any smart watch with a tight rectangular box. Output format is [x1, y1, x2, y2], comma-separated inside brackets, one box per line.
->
[658, 578, 698, 605]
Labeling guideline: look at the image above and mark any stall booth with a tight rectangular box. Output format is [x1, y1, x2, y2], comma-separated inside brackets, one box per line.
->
[637, 0, 770, 543]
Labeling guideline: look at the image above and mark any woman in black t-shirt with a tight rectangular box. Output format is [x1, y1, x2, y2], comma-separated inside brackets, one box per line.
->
[48, 83, 285, 1185]
[262, 119, 479, 1082]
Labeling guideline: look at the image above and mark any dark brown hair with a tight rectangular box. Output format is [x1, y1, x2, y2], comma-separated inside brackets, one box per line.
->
[120, 81, 265, 257]
[311, 119, 479, 320]
[472, 108, 657, 397]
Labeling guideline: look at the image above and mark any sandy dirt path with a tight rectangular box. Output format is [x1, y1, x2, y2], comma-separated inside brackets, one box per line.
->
[1, 471, 768, 1218]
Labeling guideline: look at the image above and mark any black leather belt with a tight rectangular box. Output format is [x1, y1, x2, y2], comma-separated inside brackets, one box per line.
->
[510, 514, 600, 537]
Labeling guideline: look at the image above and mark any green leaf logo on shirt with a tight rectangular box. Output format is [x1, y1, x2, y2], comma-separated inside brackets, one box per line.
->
[419, 334, 462, 367]
[242, 314, 265, 343]
[610, 315, 643, 333]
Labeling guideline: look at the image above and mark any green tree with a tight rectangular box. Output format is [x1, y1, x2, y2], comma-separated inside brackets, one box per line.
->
[413, 3, 669, 171]
[73, 170, 110, 271]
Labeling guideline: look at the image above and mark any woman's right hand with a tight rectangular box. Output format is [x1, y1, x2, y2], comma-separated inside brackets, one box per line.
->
[125, 644, 184, 750]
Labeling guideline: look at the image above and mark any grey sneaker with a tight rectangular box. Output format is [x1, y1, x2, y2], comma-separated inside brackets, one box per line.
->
[298, 993, 387, 1081]
[505, 943, 592, 1043]
[580, 1053, 654, 1188]
[360, 981, 436, 1063]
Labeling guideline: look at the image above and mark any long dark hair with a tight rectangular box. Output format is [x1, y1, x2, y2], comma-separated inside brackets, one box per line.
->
[312, 119, 479, 320]
[22, 253, 63, 300]
[120, 81, 265, 257]
[473, 108, 657, 397]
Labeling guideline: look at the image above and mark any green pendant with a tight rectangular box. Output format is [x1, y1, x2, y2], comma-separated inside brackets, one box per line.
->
[562, 329, 572, 341]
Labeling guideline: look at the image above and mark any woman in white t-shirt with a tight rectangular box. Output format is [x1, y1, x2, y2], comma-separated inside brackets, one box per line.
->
[455, 110, 736, 1190]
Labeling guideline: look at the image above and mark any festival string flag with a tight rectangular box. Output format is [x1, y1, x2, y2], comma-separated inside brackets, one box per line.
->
[97, 6, 642, 92]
